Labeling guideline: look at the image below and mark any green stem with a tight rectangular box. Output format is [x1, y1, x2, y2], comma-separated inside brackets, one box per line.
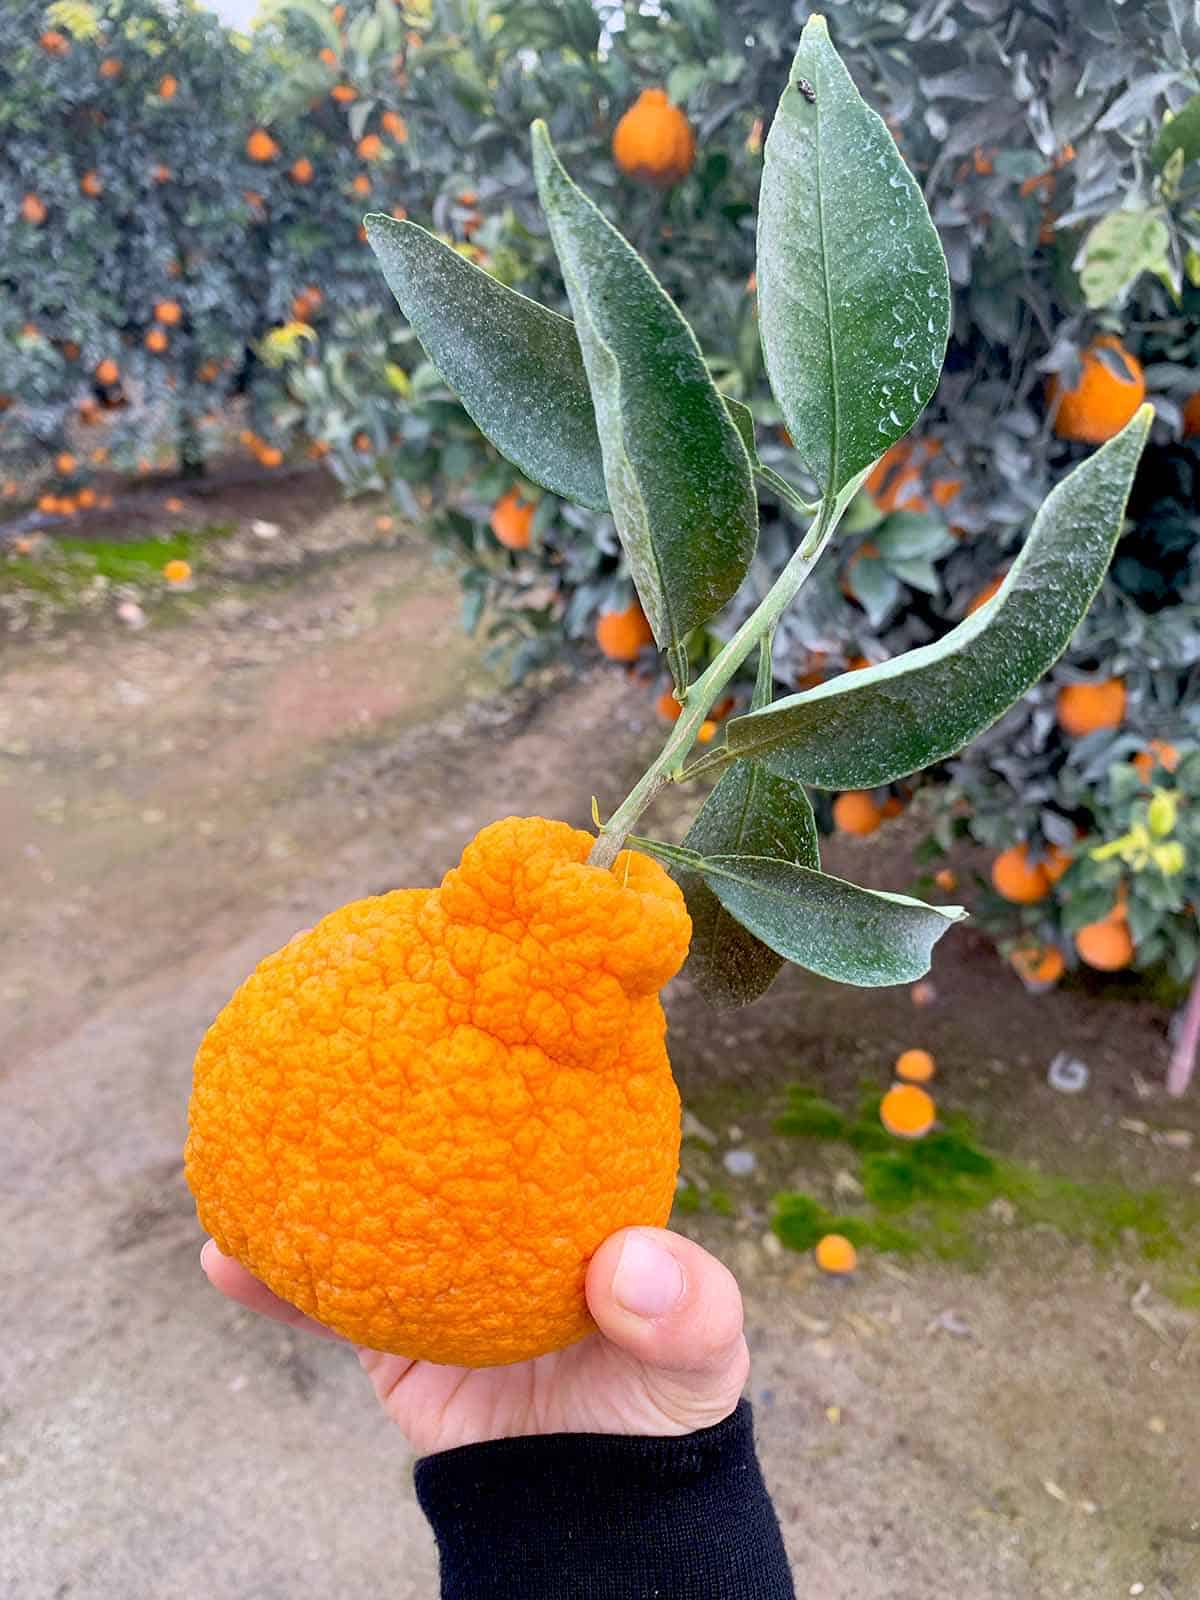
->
[588, 496, 838, 869]
[755, 462, 820, 519]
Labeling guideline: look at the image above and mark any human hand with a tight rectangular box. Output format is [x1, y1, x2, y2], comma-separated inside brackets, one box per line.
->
[201, 1225, 749, 1456]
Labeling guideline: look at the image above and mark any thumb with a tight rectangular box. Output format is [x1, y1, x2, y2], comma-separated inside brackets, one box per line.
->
[585, 1227, 750, 1431]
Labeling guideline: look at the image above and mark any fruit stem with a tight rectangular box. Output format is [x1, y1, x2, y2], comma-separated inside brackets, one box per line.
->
[588, 496, 838, 869]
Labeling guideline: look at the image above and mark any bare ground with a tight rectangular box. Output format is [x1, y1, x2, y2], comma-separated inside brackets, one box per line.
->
[2, 489, 1198, 1599]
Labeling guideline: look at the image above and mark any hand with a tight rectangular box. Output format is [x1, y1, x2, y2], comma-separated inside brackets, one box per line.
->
[202, 1225, 749, 1456]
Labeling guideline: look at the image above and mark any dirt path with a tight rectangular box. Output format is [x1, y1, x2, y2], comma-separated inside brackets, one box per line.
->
[2, 502, 1198, 1598]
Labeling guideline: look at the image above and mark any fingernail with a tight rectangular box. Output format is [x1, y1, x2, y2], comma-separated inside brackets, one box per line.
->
[613, 1231, 686, 1318]
[200, 1238, 218, 1270]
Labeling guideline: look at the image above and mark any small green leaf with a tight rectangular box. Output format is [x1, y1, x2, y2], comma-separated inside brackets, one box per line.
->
[531, 120, 758, 653]
[1152, 93, 1200, 171]
[677, 760, 820, 1007]
[757, 15, 950, 496]
[726, 406, 1152, 789]
[647, 844, 964, 988]
[365, 216, 609, 511]
[1078, 210, 1172, 309]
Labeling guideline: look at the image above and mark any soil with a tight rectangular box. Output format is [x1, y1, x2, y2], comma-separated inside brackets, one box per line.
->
[2, 479, 1198, 1598]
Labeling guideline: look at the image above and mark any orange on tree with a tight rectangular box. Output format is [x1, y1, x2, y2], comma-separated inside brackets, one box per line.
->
[1183, 392, 1200, 438]
[80, 170, 103, 197]
[145, 327, 169, 353]
[152, 163, 171, 183]
[95, 357, 119, 386]
[382, 111, 407, 141]
[990, 843, 1051, 903]
[358, 133, 383, 161]
[1042, 843, 1073, 884]
[351, 173, 371, 197]
[246, 128, 280, 162]
[1075, 918, 1134, 971]
[612, 89, 695, 188]
[1048, 336, 1145, 444]
[1056, 676, 1126, 737]
[154, 300, 182, 326]
[37, 493, 60, 515]
[895, 1048, 935, 1084]
[55, 452, 77, 476]
[290, 157, 314, 183]
[40, 29, 69, 54]
[1133, 739, 1180, 782]
[20, 194, 47, 225]
[1009, 941, 1065, 985]
[696, 720, 719, 744]
[331, 83, 356, 103]
[99, 56, 121, 79]
[186, 818, 691, 1364]
[966, 572, 1006, 615]
[158, 74, 178, 99]
[353, 430, 372, 453]
[257, 445, 283, 468]
[595, 602, 653, 661]
[880, 1083, 936, 1139]
[814, 1234, 858, 1275]
[934, 867, 958, 892]
[656, 689, 683, 723]
[77, 487, 97, 510]
[490, 487, 535, 550]
[832, 790, 882, 836]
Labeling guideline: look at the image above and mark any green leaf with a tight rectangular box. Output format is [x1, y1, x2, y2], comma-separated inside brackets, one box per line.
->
[1078, 209, 1173, 309]
[677, 760, 820, 1007]
[1152, 93, 1200, 171]
[726, 406, 1152, 788]
[756, 15, 950, 496]
[531, 121, 758, 653]
[647, 844, 964, 988]
[364, 215, 609, 511]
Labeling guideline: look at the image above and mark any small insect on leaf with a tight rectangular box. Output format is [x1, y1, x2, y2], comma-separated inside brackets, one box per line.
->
[795, 78, 816, 103]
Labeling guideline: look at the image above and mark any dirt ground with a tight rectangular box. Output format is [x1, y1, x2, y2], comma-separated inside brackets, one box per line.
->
[2, 480, 1198, 1599]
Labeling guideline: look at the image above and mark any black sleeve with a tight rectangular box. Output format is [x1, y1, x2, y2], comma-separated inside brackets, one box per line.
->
[414, 1400, 795, 1599]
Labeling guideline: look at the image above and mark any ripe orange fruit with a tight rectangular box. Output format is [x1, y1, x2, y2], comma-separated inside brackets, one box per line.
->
[1042, 843, 1073, 884]
[186, 817, 692, 1365]
[145, 327, 169, 353]
[99, 57, 122, 79]
[880, 1083, 936, 1139]
[77, 487, 97, 509]
[1056, 678, 1126, 737]
[163, 559, 192, 584]
[351, 173, 371, 197]
[612, 88, 695, 188]
[696, 720, 719, 744]
[1048, 336, 1145, 444]
[163, 496, 185, 513]
[319, 46, 337, 66]
[40, 29, 69, 54]
[290, 157, 314, 183]
[656, 689, 683, 723]
[832, 790, 882, 837]
[1075, 918, 1134, 971]
[152, 163, 171, 184]
[490, 487, 535, 550]
[1183, 392, 1200, 438]
[246, 128, 280, 162]
[80, 170, 103, 197]
[966, 572, 1006, 616]
[990, 843, 1051, 904]
[358, 133, 383, 161]
[895, 1048, 935, 1084]
[595, 602, 653, 661]
[880, 794, 906, 820]
[257, 445, 282, 468]
[158, 74, 178, 99]
[1009, 942, 1065, 986]
[21, 193, 47, 225]
[382, 110, 407, 141]
[154, 299, 182, 326]
[814, 1234, 858, 1275]
[934, 867, 958, 892]
[95, 357, 119, 386]
[55, 452, 77, 476]
[353, 431, 372, 454]
[37, 493, 60, 515]
[331, 83, 356, 103]
[375, 514, 394, 533]
[1132, 739, 1180, 782]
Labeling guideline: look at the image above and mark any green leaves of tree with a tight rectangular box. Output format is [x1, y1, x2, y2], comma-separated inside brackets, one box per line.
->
[364, 216, 610, 511]
[531, 121, 758, 655]
[725, 406, 1152, 789]
[756, 15, 950, 498]
[678, 760, 820, 1007]
[648, 842, 964, 988]
[1078, 210, 1172, 309]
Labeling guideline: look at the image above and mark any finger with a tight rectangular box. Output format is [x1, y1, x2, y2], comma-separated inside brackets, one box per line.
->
[200, 1239, 346, 1342]
[585, 1227, 748, 1388]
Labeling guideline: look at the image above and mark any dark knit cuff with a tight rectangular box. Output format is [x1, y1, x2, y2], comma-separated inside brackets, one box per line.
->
[415, 1400, 794, 1599]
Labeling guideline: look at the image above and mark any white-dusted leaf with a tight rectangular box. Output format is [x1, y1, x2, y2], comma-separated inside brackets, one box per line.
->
[531, 121, 758, 651]
[757, 15, 950, 496]
[726, 406, 1152, 788]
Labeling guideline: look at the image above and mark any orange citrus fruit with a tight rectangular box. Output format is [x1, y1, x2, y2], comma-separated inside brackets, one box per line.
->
[145, 327, 169, 353]
[1056, 678, 1126, 737]
[1009, 942, 1065, 985]
[246, 128, 280, 162]
[612, 89, 695, 188]
[186, 817, 692, 1365]
[832, 791, 882, 836]
[80, 170, 103, 197]
[1132, 739, 1180, 782]
[880, 1083, 936, 1139]
[158, 74, 178, 99]
[490, 488, 535, 550]
[290, 157, 314, 183]
[895, 1048, 935, 1084]
[1074, 919, 1134, 971]
[815, 1234, 858, 1275]
[21, 194, 47, 225]
[656, 689, 683, 723]
[163, 559, 192, 584]
[991, 844, 1051, 904]
[1048, 337, 1145, 444]
[595, 602, 653, 661]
